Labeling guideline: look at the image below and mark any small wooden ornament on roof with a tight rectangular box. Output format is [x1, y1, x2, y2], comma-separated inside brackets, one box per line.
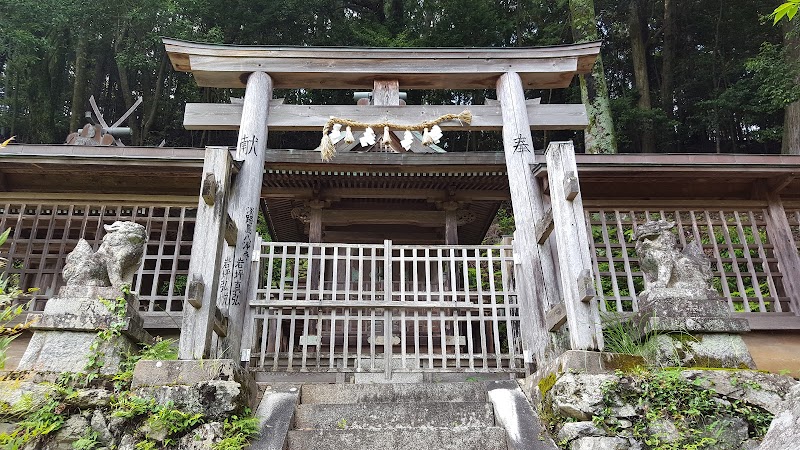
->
[66, 95, 142, 146]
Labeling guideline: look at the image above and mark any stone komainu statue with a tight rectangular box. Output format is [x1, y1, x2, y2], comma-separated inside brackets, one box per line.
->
[62, 221, 147, 289]
[634, 220, 713, 295]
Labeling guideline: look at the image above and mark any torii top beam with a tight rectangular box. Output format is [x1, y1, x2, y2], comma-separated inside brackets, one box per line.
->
[162, 38, 601, 90]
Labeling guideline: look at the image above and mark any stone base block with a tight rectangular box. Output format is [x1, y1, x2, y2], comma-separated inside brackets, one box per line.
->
[638, 289, 730, 319]
[29, 288, 152, 344]
[648, 333, 756, 369]
[17, 330, 136, 375]
[642, 316, 750, 335]
[552, 350, 646, 375]
[131, 359, 258, 410]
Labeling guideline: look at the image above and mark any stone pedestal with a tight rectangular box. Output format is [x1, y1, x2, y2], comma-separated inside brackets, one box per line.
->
[131, 359, 259, 417]
[18, 286, 152, 375]
[635, 289, 755, 369]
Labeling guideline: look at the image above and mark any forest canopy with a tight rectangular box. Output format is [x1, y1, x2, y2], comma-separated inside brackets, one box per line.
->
[0, 0, 798, 154]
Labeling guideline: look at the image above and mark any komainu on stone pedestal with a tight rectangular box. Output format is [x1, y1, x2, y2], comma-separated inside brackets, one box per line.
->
[632, 220, 753, 368]
[62, 221, 146, 289]
[634, 219, 731, 319]
[18, 221, 151, 375]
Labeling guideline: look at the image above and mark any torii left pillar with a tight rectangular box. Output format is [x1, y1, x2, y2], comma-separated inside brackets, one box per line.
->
[221, 72, 272, 360]
[179, 71, 272, 360]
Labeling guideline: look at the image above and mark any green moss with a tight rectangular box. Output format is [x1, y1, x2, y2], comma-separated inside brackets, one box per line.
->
[604, 353, 647, 373]
[538, 372, 557, 398]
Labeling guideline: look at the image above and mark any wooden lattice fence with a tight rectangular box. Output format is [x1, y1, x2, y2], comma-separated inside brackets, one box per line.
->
[0, 201, 195, 325]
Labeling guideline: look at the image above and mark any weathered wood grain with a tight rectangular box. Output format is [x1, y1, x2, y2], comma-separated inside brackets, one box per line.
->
[321, 210, 446, 226]
[497, 71, 561, 370]
[758, 184, 800, 314]
[217, 72, 273, 361]
[373, 80, 400, 106]
[546, 141, 603, 350]
[178, 146, 233, 359]
[164, 38, 601, 89]
[183, 103, 589, 131]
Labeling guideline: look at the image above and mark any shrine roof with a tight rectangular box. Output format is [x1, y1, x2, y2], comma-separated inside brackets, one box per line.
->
[162, 38, 602, 89]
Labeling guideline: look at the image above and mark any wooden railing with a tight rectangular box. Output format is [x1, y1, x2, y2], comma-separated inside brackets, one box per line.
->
[0, 201, 194, 327]
[581, 201, 800, 330]
[587, 206, 785, 313]
[241, 241, 523, 374]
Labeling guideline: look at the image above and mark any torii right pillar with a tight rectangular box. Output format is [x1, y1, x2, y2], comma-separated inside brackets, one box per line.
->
[497, 72, 603, 371]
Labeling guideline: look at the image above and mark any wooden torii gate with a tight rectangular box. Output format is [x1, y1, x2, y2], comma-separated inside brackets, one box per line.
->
[164, 39, 604, 370]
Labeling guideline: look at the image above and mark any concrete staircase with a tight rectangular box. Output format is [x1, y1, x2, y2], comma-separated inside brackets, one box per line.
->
[287, 382, 508, 450]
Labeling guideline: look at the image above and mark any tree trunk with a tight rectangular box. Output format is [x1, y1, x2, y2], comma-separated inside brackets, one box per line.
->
[69, 32, 89, 134]
[661, 0, 677, 151]
[389, 0, 404, 36]
[783, 19, 800, 155]
[569, 0, 617, 154]
[629, 0, 655, 153]
[141, 53, 167, 144]
[113, 26, 141, 145]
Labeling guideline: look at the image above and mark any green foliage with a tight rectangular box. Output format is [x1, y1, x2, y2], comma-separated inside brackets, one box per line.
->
[0, 399, 65, 449]
[600, 314, 655, 363]
[72, 430, 101, 450]
[159, 274, 188, 296]
[139, 337, 178, 361]
[588, 369, 774, 450]
[213, 412, 261, 450]
[144, 404, 204, 439]
[111, 394, 156, 419]
[114, 337, 178, 390]
[772, 1, 800, 23]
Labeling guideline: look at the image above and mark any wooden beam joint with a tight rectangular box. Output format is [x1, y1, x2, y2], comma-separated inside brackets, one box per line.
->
[577, 269, 596, 303]
[186, 278, 205, 309]
[563, 171, 580, 201]
[213, 306, 229, 337]
[201, 172, 218, 206]
[224, 214, 238, 246]
[545, 303, 567, 332]
[535, 207, 554, 245]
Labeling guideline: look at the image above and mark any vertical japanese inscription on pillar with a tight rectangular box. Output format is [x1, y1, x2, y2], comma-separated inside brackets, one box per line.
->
[218, 255, 232, 306]
[228, 206, 256, 307]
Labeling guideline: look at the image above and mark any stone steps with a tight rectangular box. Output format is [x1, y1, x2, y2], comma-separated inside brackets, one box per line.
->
[301, 381, 487, 404]
[286, 382, 506, 450]
[294, 401, 496, 430]
[287, 427, 509, 450]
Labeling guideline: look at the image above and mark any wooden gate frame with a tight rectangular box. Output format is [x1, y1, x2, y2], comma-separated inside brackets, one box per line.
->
[168, 40, 606, 367]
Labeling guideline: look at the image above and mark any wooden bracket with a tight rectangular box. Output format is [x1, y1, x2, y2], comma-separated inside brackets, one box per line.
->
[535, 207, 554, 244]
[201, 173, 218, 206]
[224, 214, 238, 246]
[186, 278, 205, 309]
[767, 174, 796, 194]
[545, 302, 567, 331]
[563, 171, 580, 201]
[577, 269, 596, 302]
[213, 306, 229, 337]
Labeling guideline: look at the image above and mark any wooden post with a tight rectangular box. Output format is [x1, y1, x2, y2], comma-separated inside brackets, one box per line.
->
[240, 235, 263, 368]
[373, 80, 400, 106]
[179, 146, 233, 359]
[218, 71, 273, 361]
[546, 141, 603, 350]
[445, 211, 459, 245]
[496, 71, 561, 369]
[759, 185, 800, 314]
[442, 201, 459, 245]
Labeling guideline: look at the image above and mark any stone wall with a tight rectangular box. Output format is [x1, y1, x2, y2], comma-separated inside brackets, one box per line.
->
[0, 359, 260, 449]
[536, 368, 798, 450]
